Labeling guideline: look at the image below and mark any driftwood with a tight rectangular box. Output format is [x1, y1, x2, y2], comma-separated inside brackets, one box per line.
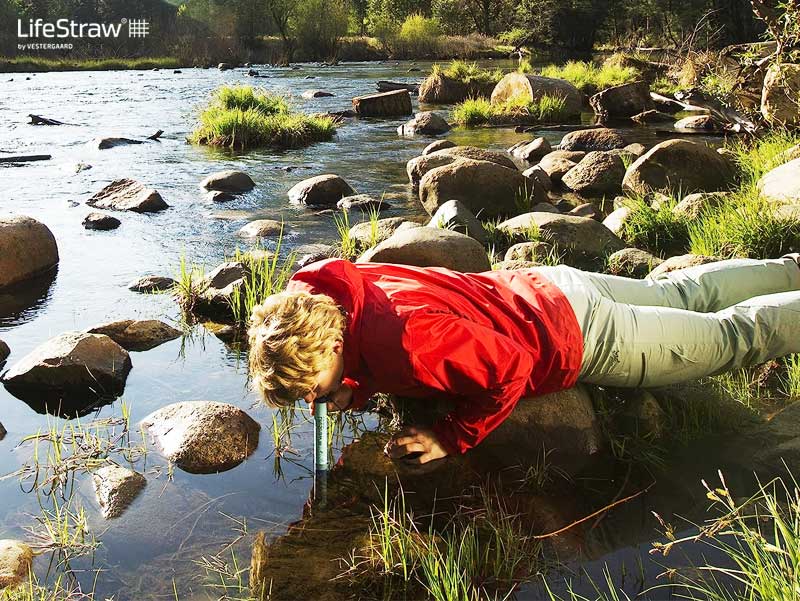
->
[674, 89, 759, 134]
[147, 130, 164, 141]
[376, 80, 420, 95]
[28, 114, 64, 126]
[0, 154, 51, 163]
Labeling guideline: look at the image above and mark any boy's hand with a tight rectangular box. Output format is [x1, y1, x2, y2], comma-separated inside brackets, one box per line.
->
[386, 427, 449, 464]
[312, 382, 353, 413]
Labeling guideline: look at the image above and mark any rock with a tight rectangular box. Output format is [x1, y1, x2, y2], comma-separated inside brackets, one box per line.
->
[674, 115, 717, 131]
[500, 212, 625, 267]
[93, 137, 145, 150]
[296, 243, 338, 269]
[560, 128, 627, 152]
[141, 401, 260, 474]
[422, 139, 456, 155]
[2, 332, 132, 413]
[406, 153, 461, 187]
[427, 200, 487, 244]
[504, 241, 556, 262]
[127, 275, 176, 293]
[82, 212, 120, 231]
[562, 151, 626, 195]
[349, 217, 415, 249]
[538, 150, 585, 181]
[758, 158, 800, 206]
[522, 165, 553, 192]
[530, 202, 561, 213]
[397, 111, 451, 136]
[590, 81, 654, 121]
[302, 90, 334, 98]
[568, 203, 600, 220]
[87, 319, 181, 352]
[87, 179, 168, 213]
[617, 390, 666, 440]
[510, 137, 552, 163]
[490, 73, 584, 117]
[200, 170, 255, 194]
[602, 206, 633, 236]
[431, 145, 518, 171]
[777, 144, 800, 164]
[631, 110, 675, 124]
[337, 194, 387, 212]
[358, 227, 491, 273]
[0, 216, 59, 289]
[0, 540, 33, 589]
[237, 219, 283, 238]
[288, 174, 355, 206]
[476, 385, 602, 475]
[217, 62, 233, 70]
[197, 262, 249, 313]
[761, 63, 800, 126]
[206, 190, 236, 203]
[93, 464, 146, 518]
[647, 253, 721, 279]
[624, 143, 647, 157]
[492, 259, 540, 270]
[0, 422, 5, 440]
[352, 89, 412, 117]
[622, 139, 735, 196]
[606, 247, 663, 278]
[419, 158, 540, 219]
[672, 191, 730, 219]
[419, 72, 495, 104]
[0, 339, 8, 365]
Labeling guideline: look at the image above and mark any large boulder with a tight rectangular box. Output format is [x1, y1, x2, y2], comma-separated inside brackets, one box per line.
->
[352, 89, 412, 117]
[672, 191, 730, 219]
[422, 139, 456, 155]
[0, 540, 33, 589]
[287, 174, 355, 206]
[431, 145, 518, 170]
[200, 170, 255, 194]
[426, 200, 487, 244]
[93, 464, 146, 519]
[590, 81, 654, 121]
[141, 401, 261, 474]
[761, 63, 800, 126]
[490, 73, 584, 117]
[758, 158, 800, 206]
[0, 216, 59, 289]
[622, 139, 735, 196]
[406, 154, 460, 187]
[499, 212, 625, 266]
[561, 151, 626, 195]
[419, 72, 496, 104]
[87, 179, 168, 213]
[419, 158, 541, 219]
[397, 111, 450, 136]
[559, 128, 627, 152]
[349, 217, 418, 249]
[358, 227, 491, 273]
[509, 137, 552, 163]
[237, 219, 283, 238]
[87, 319, 181, 352]
[2, 332, 132, 413]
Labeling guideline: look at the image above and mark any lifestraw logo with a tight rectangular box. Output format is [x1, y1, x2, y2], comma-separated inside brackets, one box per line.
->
[17, 18, 150, 39]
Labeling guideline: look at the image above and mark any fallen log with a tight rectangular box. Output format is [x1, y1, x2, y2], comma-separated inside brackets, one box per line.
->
[147, 130, 164, 141]
[0, 154, 51, 163]
[28, 114, 64, 125]
[376, 80, 420, 95]
[674, 89, 759, 134]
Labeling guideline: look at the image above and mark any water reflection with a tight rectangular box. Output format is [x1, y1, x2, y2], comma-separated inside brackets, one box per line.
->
[0, 267, 57, 326]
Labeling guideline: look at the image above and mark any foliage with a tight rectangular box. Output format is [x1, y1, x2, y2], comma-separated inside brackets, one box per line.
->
[0, 56, 181, 72]
[618, 194, 691, 258]
[431, 0, 473, 35]
[433, 59, 504, 85]
[538, 60, 640, 94]
[395, 13, 441, 56]
[498, 27, 529, 47]
[292, 0, 350, 60]
[452, 94, 569, 126]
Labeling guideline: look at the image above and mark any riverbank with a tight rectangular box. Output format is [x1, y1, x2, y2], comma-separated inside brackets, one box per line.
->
[0, 56, 183, 73]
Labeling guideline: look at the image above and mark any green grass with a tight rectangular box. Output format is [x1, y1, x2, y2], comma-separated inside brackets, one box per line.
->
[0, 55, 181, 73]
[618, 194, 691, 258]
[189, 85, 337, 150]
[535, 60, 640, 94]
[228, 239, 296, 325]
[651, 75, 682, 96]
[452, 94, 569, 126]
[781, 354, 800, 399]
[431, 60, 504, 86]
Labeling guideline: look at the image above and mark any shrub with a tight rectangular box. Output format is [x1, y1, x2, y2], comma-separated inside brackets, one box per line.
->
[433, 59, 503, 85]
[538, 60, 639, 94]
[431, 0, 472, 36]
[396, 13, 441, 56]
[452, 94, 570, 126]
[498, 27, 529, 47]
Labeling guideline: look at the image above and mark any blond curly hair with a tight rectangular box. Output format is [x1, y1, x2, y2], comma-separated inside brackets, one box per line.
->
[248, 291, 346, 407]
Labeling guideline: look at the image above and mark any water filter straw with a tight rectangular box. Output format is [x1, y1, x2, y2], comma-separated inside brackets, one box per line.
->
[314, 398, 328, 472]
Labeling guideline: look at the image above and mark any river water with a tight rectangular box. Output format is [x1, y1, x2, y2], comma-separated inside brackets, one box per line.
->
[0, 60, 731, 599]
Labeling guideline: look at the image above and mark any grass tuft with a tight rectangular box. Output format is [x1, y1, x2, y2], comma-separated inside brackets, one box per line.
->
[432, 59, 504, 86]
[536, 60, 639, 94]
[452, 94, 569, 126]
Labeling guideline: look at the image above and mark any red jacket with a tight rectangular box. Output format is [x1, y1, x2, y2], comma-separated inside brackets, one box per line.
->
[286, 259, 583, 455]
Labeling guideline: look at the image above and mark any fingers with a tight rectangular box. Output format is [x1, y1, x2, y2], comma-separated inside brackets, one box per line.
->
[387, 442, 426, 458]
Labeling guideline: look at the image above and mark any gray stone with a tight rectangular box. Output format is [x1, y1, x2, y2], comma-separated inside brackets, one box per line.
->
[560, 128, 627, 152]
[217, 62, 233, 70]
[288, 174, 355, 206]
[562, 151, 626, 195]
[647, 254, 721, 279]
[618, 390, 667, 440]
[206, 190, 236, 203]
[237, 219, 283, 238]
[758, 158, 800, 206]
[631, 110, 675, 124]
[141, 401, 261, 474]
[87, 179, 168, 213]
[761, 63, 800, 126]
[430, 145, 518, 171]
[200, 170, 255, 194]
[93, 137, 144, 150]
[674, 115, 717, 131]
[672, 191, 730, 219]
[590, 81, 654, 121]
[568, 203, 600, 220]
[422, 139, 456, 155]
[602, 206, 633, 236]
[352, 89, 412, 117]
[538, 150, 585, 181]
[607, 247, 663, 278]
[82, 212, 121, 231]
[127, 275, 176, 293]
[337, 194, 387, 212]
[87, 319, 181, 352]
[510, 137, 552, 163]
[0, 339, 8, 365]
[302, 90, 334, 98]
[406, 154, 460, 187]
[492, 259, 540, 270]
[397, 111, 451, 136]
[0, 215, 59, 289]
[0, 540, 33, 589]
[198, 261, 249, 312]
[427, 199, 487, 244]
[530, 202, 560, 214]
[522, 165, 553, 192]
[504, 241, 556, 262]
[624, 143, 647, 157]
[358, 227, 491, 273]
[93, 464, 146, 518]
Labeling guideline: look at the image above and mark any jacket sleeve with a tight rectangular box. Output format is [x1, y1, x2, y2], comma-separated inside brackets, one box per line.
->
[404, 311, 536, 455]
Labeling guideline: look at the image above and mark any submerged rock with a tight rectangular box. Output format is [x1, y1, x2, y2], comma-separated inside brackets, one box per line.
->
[87, 179, 168, 213]
[358, 227, 491, 273]
[397, 111, 450, 136]
[560, 128, 627, 152]
[301, 90, 334, 98]
[237, 219, 283, 238]
[288, 174, 355, 206]
[92, 137, 144, 150]
[0, 540, 33, 589]
[426, 199, 487, 244]
[141, 401, 260, 474]
[2, 332, 132, 415]
[0, 215, 59, 289]
[337, 194, 387, 212]
[93, 464, 146, 519]
[82, 212, 121, 231]
[87, 319, 181, 352]
[200, 170, 255, 194]
[127, 275, 176, 293]
[206, 190, 236, 203]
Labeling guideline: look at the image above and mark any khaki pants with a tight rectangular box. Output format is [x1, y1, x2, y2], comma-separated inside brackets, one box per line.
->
[534, 258, 800, 387]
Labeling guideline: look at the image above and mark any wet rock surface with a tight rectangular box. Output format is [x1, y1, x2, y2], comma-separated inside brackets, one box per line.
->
[430, 145, 518, 170]
[288, 174, 355, 206]
[87, 319, 181, 352]
[83, 212, 121, 230]
[0, 539, 33, 589]
[560, 128, 627, 152]
[0, 215, 59, 289]
[93, 464, 147, 519]
[87, 178, 169, 213]
[127, 275, 176, 293]
[237, 219, 283, 238]
[141, 401, 260, 474]
[200, 170, 255, 193]
[397, 111, 450, 135]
